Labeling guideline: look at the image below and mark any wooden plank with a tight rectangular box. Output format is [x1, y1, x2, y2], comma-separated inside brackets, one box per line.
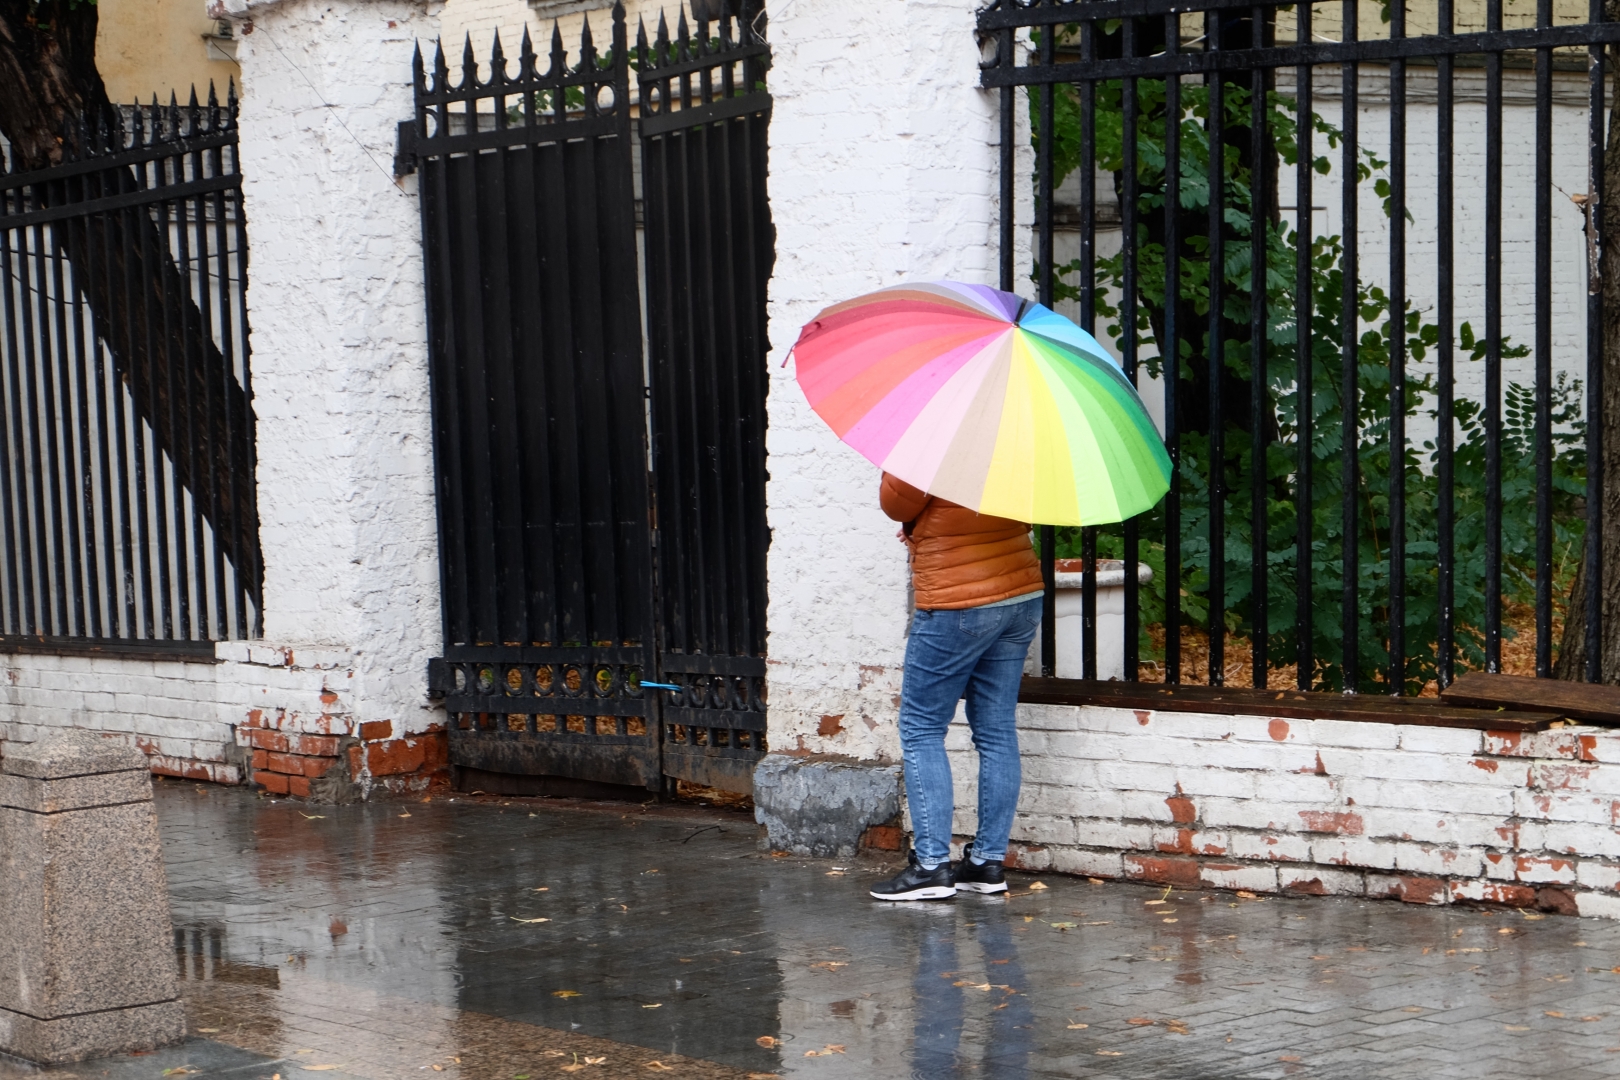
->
[1019, 677, 1555, 731]
[1439, 672, 1620, 724]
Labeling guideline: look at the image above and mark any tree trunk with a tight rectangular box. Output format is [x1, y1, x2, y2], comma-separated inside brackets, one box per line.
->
[0, 0, 261, 605]
[1554, 35, 1620, 682]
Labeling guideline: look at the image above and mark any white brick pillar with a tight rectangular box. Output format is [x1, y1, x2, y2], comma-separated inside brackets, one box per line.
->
[763, 0, 1012, 763]
[217, 0, 446, 790]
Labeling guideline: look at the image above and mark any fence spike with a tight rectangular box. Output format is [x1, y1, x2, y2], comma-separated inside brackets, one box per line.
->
[719, 0, 734, 50]
[227, 76, 238, 118]
[655, 10, 670, 62]
[433, 38, 450, 94]
[579, 13, 597, 72]
[168, 91, 181, 141]
[461, 33, 479, 90]
[548, 20, 566, 81]
[636, 16, 649, 69]
[490, 29, 507, 85]
[696, 0, 711, 56]
[131, 97, 145, 149]
[676, 8, 690, 60]
[519, 25, 535, 81]
[206, 82, 221, 131]
[412, 41, 426, 91]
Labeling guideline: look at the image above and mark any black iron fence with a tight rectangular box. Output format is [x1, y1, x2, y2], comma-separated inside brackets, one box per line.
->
[0, 91, 260, 653]
[981, 0, 1619, 693]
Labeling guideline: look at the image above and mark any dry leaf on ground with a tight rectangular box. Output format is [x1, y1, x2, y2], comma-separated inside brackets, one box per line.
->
[1126, 1018, 1154, 1026]
[643, 1063, 672, 1072]
[510, 917, 550, 924]
[1066, 1021, 1089, 1029]
[1095, 1050, 1123, 1056]
[1028, 882, 1049, 891]
[642, 1003, 662, 1009]
[755, 1036, 781, 1049]
[553, 990, 582, 998]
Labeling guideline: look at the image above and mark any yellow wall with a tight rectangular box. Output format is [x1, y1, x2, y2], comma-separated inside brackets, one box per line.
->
[96, 0, 241, 106]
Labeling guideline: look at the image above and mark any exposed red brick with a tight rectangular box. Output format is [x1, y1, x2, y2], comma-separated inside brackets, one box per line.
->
[1537, 887, 1579, 916]
[1268, 718, 1290, 742]
[347, 744, 364, 775]
[287, 775, 312, 799]
[1158, 829, 1196, 855]
[320, 691, 339, 706]
[367, 738, 427, 777]
[293, 734, 340, 758]
[1165, 795, 1197, 824]
[860, 824, 903, 851]
[251, 749, 269, 770]
[1375, 876, 1446, 905]
[248, 729, 290, 753]
[242, 709, 267, 729]
[817, 714, 844, 737]
[1298, 811, 1364, 836]
[303, 756, 334, 779]
[1134, 710, 1151, 726]
[1472, 758, 1500, 773]
[254, 771, 289, 795]
[1483, 730, 1522, 755]
[1453, 881, 1536, 907]
[1580, 735, 1599, 763]
[1297, 752, 1327, 775]
[1283, 875, 1330, 896]
[1004, 844, 1049, 871]
[1123, 855, 1202, 887]
[266, 752, 305, 775]
[359, 720, 392, 741]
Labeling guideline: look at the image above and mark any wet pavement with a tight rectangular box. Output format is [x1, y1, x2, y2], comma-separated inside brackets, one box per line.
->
[8, 782, 1620, 1079]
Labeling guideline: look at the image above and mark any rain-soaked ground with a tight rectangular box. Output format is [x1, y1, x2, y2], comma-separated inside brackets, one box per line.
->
[9, 781, 1620, 1080]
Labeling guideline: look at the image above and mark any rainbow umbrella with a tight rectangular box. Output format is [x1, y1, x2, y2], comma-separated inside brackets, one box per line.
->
[790, 280, 1171, 527]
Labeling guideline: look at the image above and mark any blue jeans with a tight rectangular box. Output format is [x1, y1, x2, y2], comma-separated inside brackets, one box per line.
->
[899, 595, 1041, 867]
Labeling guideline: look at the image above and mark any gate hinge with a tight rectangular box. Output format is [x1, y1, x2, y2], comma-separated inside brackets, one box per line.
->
[394, 120, 418, 178]
[426, 656, 449, 699]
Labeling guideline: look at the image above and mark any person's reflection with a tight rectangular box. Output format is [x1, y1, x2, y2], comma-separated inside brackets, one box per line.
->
[909, 907, 1031, 1078]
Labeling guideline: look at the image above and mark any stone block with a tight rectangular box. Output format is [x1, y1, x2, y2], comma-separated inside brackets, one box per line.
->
[0, 731, 183, 1063]
[753, 753, 902, 859]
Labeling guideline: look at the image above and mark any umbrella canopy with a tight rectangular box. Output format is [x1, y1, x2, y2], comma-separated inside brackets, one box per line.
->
[791, 280, 1171, 526]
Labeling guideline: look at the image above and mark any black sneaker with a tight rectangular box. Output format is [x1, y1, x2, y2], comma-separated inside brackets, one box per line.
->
[951, 840, 1008, 894]
[870, 851, 957, 901]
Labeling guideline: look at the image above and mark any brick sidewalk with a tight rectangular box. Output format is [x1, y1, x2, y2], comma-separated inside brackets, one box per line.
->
[8, 782, 1620, 1080]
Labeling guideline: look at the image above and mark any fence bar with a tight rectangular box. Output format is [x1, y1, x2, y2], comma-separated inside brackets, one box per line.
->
[1586, 0, 1606, 682]
[1163, 20, 1182, 685]
[1121, 14, 1140, 681]
[1293, 1, 1313, 691]
[1387, 5, 1406, 693]
[1533, 0, 1554, 677]
[1339, 0, 1359, 690]
[1036, 20, 1057, 677]
[1249, 4, 1267, 688]
[1207, 14, 1225, 686]
[1078, 23, 1099, 680]
[1437, 0, 1456, 688]
[1484, 0, 1503, 672]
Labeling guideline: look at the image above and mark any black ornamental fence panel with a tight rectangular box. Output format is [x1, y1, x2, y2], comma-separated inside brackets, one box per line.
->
[410, 1, 773, 794]
[981, 0, 1616, 694]
[0, 91, 260, 656]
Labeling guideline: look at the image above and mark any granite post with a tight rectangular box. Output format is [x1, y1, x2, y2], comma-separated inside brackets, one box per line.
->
[0, 732, 185, 1063]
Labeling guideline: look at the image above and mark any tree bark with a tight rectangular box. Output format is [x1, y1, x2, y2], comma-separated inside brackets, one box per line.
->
[0, 0, 260, 609]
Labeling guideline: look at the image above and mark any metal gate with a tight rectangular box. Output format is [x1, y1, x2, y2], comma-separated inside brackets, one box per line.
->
[410, 1, 772, 794]
[640, 8, 773, 793]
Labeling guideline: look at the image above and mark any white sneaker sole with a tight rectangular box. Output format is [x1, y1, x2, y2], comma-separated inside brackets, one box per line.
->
[954, 881, 1009, 894]
[870, 885, 957, 901]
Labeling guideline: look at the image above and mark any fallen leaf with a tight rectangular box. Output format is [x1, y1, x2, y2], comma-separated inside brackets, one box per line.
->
[1050, 922, 1077, 930]
[1023, 916, 1034, 923]
[952, 981, 993, 990]
[1095, 1050, 1123, 1056]
[1066, 1022, 1089, 1029]
[585, 1060, 606, 1066]
[1144, 899, 1166, 906]
[1162, 918, 1179, 923]
[1278, 1055, 1301, 1063]
[1236, 891, 1257, 899]
[1547, 1011, 1566, 1018]
[1028, 881, 1049, 891]
[824, 871, 845, 877]
[822, 1046, 846, 1054]
[755, 1036, 781, 1049]
[1166, 1020, 1190, 1035]
[197, 1028, 220, 1034]
[534, 887, 549, 892]
[162, 1068, 198, 1076]
[1499, 928, 1517, 935]
[398, 812, 412, 818]
[811, 961, 849, 971]
[644, 1065, 672, 1072]
[644, 869, 660, 874]
[1127, 1018, 1154, 1026]
[553, 990, 582, 998]
[642, 1003, 662, 1009]
[298, 813, 325, 820]
[510, 916, 550, 924]
[1505, 1025, 1531, 1031]
[1088, 877, 1105, 884]
[1583, 1016, 1603, 1022]
[1403, 1007, 1423, 1013]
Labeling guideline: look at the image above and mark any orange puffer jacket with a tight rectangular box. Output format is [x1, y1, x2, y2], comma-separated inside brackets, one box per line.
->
[880, 473, 1044, 610]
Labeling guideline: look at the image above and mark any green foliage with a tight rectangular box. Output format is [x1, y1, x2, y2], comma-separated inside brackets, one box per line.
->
[1033, 68, 1586, 692]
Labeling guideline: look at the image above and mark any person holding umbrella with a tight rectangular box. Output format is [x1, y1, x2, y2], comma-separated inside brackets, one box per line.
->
[790, 282, 1171, 901]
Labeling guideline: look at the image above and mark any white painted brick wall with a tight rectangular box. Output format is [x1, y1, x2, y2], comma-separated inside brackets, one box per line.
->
[938, 703, 1620, 918]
